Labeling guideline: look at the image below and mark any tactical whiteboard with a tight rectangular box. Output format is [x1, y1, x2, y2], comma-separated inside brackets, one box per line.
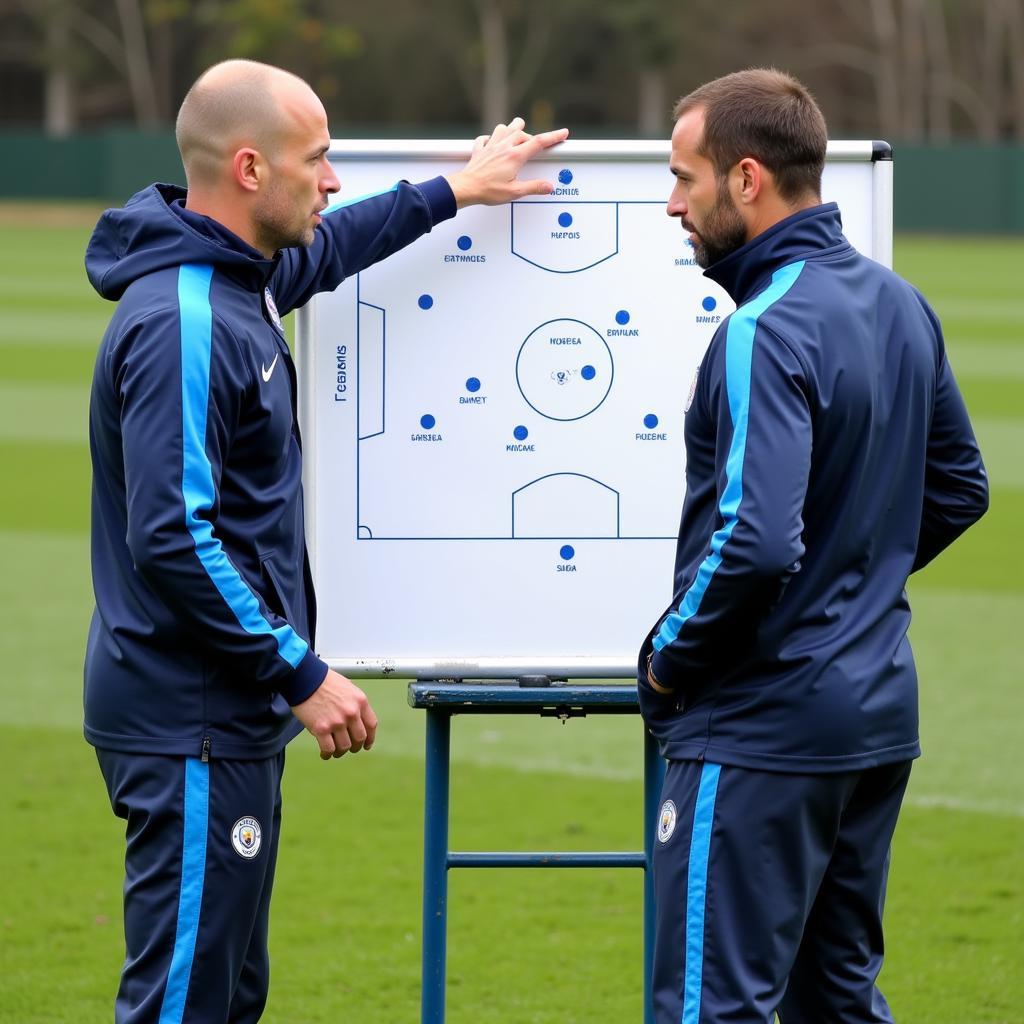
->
[296, 140, 892, 679]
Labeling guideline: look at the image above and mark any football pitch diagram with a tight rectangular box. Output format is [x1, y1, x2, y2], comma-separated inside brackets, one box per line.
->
[347, 185, 726, 543]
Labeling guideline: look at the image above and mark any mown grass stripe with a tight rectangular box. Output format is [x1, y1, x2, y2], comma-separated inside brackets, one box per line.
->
[0, 383, 89, 443]
[0, 439, 90, 534]
[0, 343, 97, 384]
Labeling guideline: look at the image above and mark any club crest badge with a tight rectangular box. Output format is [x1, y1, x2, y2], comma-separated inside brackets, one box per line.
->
[264, 288, 284, 334]
[684, 367, 700, 414]
[231, 816, 262, 859]
[657, 799, 677, 844]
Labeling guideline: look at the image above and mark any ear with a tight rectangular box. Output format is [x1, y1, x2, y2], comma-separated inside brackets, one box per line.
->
[232, 148, 263, 193]
[733, 157, 763, 206]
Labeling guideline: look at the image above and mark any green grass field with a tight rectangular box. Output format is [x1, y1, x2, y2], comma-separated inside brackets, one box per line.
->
[0, 206, 1020, 1023]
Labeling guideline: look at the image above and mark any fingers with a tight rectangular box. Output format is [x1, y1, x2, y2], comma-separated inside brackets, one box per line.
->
[317, 731, 335, 761]
[331, 726, 351, 758]
[528, 126, 570, 152]
[509, 178, 557, 199]
[486, 117, 523, 143]
[295, 672, 378, 762]
[346, 714, 368, 754]
[362, 704, 379, 751]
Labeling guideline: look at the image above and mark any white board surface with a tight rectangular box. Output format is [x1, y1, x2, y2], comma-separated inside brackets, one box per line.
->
[297, 140, 892, 678]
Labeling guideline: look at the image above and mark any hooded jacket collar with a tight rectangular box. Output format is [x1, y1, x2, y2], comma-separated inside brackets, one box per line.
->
[702, 203, 850, 306]
[86, 183, 280, 301]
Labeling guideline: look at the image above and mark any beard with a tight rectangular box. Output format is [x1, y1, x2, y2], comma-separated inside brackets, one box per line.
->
[687, 180, 747, 268]
[254, 182, 318, 254]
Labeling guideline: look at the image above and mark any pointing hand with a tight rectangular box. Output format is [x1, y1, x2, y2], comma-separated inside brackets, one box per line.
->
[446, 117, 570, 208]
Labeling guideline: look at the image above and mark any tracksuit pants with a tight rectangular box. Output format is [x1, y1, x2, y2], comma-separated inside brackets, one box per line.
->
[96, 749, 286, 1024]
[651, 758, 912, 1024]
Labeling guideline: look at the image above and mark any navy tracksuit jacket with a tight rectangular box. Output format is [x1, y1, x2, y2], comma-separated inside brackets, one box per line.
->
[637, 204, 988, 1024]
[638, 203, 988, 771]
[85, 178, 455, 759]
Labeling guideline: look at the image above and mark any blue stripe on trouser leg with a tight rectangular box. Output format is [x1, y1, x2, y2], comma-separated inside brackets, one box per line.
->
[653, 761, 910, 1024]
[97, 750, 284, 1023]
[158, 758, 209, 1024]
[651, 760, 719, 1024]
[682, 762, 721, 1024]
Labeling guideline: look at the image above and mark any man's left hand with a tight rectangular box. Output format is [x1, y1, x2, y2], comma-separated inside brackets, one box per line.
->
[647, 656, 674, 695]
[446, 117, 569, 208]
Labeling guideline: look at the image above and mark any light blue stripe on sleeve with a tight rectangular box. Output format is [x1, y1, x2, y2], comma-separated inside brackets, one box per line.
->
[324, 183, 399, 214]
[177, 263, 308, 668]
[158, 758, 209, 1024]
[681, 761, 721, 1024]
[654, 261, 806, 653]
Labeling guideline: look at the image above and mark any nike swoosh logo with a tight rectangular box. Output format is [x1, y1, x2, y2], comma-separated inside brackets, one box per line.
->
[261, 353, 279, 382]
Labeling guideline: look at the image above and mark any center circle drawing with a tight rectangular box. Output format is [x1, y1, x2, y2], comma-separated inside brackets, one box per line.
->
[515, 318, 614, 421]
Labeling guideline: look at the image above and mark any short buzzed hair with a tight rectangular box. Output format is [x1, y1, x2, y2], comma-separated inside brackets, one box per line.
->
[175, 60, 304, 185]
[674, 68, 827, 203]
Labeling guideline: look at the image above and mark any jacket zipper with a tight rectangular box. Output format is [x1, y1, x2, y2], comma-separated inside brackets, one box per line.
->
[201, 736, 211, 763]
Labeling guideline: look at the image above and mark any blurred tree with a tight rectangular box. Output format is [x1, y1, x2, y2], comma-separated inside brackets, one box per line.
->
[0, 0, 1020, 141]
[199, 0, 364, 110]
[593, 0, 682, 136]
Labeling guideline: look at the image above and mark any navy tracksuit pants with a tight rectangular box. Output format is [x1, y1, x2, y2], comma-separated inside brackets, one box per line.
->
[651, 758, 912, 1024]
[97, 749, 286, 1024]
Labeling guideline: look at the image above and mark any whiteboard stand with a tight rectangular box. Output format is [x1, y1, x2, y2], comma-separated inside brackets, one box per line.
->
[408, 679, 665, 1024]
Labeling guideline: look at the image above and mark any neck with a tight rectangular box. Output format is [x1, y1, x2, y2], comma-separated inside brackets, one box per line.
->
[184, 188, 268, 257]
[745, 192, 820, 244]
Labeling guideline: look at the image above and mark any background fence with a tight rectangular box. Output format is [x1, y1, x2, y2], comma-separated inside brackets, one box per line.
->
[1, 132, 1022, 234]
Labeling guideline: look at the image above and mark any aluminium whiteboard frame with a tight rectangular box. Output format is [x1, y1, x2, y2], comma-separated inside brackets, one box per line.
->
[295, 140, 893, 679]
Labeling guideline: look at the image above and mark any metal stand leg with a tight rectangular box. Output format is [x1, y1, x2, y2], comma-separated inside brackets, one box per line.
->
[643, 729, 665, 1024]
[421, 709, 451, 1024]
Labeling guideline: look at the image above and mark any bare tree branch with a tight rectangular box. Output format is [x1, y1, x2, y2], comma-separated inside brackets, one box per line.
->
[922, 0, 952, 140]
[869, 0, 902, 137]
[114, 0, 160, 126]
[899, 0, 926, 139]
[44, 1, 73, 136]
[1003, 0, 1024, 137]
[507, 0, 550, 112]
[474, 0, 509, 126]
[69, 8, 129, 74]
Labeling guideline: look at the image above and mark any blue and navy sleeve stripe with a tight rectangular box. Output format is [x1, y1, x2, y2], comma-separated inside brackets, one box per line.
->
[653, 261, 806, 655]
[177, 263, 309, 670]
[324, 183, 398, 214]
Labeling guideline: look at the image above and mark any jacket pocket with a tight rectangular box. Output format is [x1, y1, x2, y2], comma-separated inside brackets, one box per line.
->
[259, 552, 296, 625]
[636, 635, 682, 729]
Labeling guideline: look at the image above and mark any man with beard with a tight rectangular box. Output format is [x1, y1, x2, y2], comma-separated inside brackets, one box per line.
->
[84, 59, 566, 1024]
[637, 69, 987, 1023]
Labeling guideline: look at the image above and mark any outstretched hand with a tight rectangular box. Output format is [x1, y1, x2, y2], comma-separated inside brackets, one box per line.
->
[445, 117, 569, 208]
[292, 668, 378, 760]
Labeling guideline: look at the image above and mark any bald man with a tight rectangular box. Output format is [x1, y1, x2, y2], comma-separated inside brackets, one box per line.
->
[84, 59, 567, 1024]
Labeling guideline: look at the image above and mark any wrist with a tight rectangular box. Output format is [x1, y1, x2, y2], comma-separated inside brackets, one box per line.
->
[443, 171, 474, 209]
